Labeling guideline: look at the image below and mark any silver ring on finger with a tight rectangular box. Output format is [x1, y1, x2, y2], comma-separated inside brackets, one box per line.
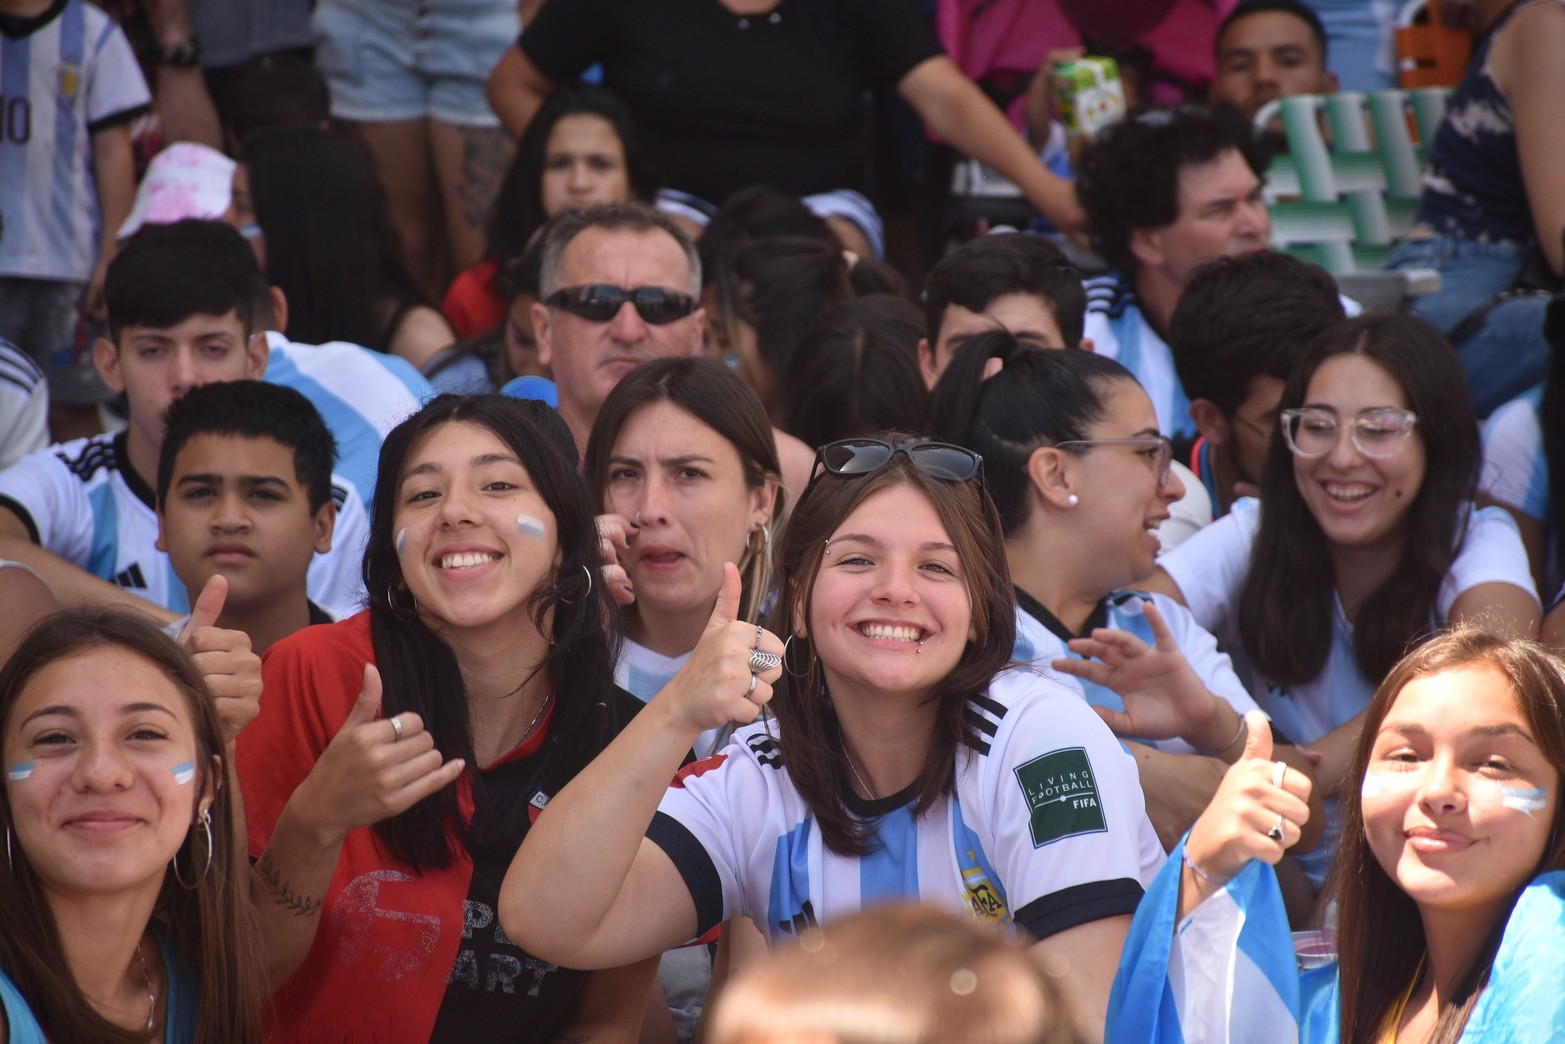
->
[1271, 759, 1287, 787]
[754, 624, 764, 650]
[389, 715, 404, 742]
[748, 649, 782, 674]
[746, 672, 759, 699]
[1266, 813, 1285, 843]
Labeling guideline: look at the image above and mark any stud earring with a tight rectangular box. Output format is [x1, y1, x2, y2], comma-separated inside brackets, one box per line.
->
[1066, 494, 1079, 508]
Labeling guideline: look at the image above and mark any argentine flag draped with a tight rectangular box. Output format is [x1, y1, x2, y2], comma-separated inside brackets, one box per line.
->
[1107, 837, 1565, 1044]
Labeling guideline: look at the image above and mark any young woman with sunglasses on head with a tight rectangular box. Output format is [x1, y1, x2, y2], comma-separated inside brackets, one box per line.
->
[1144, 314, 1540, 894]
[501, 434, 1164, 1038]
[236, 396, 656, 1041]
[0, 609, 262, 1043]
[1110, 628, 1565, 1044]
[929, 333, 1322, 864]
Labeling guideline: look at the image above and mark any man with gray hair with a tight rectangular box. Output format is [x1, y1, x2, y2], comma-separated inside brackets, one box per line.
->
[533, 203, 706, 453]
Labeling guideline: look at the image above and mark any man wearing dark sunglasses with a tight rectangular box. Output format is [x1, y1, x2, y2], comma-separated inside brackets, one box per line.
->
[533, 204, 707, 454]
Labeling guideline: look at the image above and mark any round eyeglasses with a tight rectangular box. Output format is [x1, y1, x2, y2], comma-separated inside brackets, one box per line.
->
[1279, 407, 1419, 458]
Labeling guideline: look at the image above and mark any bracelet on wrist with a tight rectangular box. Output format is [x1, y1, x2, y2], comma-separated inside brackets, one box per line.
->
[1191, 708, 1246, 756]
[1181, 847, 1220, 885]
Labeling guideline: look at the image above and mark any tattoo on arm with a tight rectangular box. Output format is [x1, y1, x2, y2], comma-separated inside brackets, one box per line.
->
[256, 849, 325, 917]
[460, 126, 513, 230]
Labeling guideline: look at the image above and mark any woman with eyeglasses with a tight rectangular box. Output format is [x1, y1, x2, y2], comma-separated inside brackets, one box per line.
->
[1144, 313, 1539, 895]
[500, 432, 1164, 1037]
[928, 333, 1322, 864]
[235, 395, 657, 1041]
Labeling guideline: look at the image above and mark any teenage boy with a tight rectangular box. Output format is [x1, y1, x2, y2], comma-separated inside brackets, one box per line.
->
[1169, 251, 1345, 517]
[158, 381, 340, 655]
[0, 220, 368, 619]
[917, 232, 1088, 389]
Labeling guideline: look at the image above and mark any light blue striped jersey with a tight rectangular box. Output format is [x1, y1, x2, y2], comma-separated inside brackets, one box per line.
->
[264, 333, 432, 504]
[0, 430, 370, 617]
[647, 667, 1165, 947]
[1083, 272, 1193, 440]
[0, 0, 150, 281]
[0, 337, 47, 470]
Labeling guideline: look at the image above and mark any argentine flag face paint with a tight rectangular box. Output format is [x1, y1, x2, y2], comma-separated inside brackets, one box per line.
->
[1499, 784, 1548, 816]
[6, 762, 35, 782]
[172, 760, 197, 785]
[516, 514, 547, 539]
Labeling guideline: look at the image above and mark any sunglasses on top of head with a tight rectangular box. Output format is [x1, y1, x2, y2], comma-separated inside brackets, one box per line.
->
[544, 284, 697, 325]
[811, 438, 984, 485]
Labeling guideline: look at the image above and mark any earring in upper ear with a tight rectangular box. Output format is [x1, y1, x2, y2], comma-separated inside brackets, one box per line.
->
[1066, 494, 1080, 508]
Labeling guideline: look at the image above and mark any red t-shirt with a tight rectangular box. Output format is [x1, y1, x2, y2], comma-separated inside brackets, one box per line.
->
[441, 258, 506, 340]
[239, 612, 632, 1042]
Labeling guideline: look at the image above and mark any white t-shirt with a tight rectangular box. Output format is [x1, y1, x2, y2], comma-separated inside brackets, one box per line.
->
[646, 667, 1165, 946]
[1480, 387, 1546, 524]
[1012, 588, 1263, 755]
[0, 431, 369, 618]
[615, 636, 730, 761]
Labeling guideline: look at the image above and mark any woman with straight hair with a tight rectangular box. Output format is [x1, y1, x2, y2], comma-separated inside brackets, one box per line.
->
[501, 433, 1164, 1036]
[929, 332, 1321, 866]
[1109, 627, 1565, 1043]
[1145, 313, 1539, 891]
[236, 395, 654, 1041]
[0, 609, 262, 1042]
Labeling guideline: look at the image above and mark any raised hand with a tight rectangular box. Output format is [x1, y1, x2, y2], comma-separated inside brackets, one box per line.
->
[1054, 600, 1222, 743]
[179, 574, 262, 743]
[1183, 712, 1314, 893]
[294, 665, 467, 843]
[657, 563, 784, 734]
[596, 513, 637, 607]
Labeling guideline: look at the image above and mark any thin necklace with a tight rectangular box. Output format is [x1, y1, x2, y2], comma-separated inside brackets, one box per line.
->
[135, 940, 156, 1031]
[512, 691, 554, 751]
[841, 741, 877, 800]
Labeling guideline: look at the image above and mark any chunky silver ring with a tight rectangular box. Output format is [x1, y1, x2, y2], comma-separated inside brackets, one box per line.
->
[748, 649, 782, 674]
[746, 673, 759, 699]
[1271, 760, 1287, 788]
[754, 624, 764, 650]
[1266, 814, 1285, 843]
[388, 715, 404, 742]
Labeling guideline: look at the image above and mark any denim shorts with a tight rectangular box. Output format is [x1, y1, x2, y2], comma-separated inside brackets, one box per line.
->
[311, 0, 518, 126]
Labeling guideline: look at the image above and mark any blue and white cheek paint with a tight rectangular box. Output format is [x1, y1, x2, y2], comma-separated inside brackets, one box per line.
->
[1360, 768, 1420, 801]
[396, 528, 408, 557]
[171, 761, 197, 786]
[1498, 784, 1548, 816]
[6, 762, 35, 782]
[516, 514, 547, 539]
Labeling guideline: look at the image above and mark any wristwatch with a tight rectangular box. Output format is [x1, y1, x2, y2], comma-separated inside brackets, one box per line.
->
[157, 37, 203, 68]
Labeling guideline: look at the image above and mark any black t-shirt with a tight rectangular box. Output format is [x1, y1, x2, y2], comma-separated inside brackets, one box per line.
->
[520, 0, 943, 202]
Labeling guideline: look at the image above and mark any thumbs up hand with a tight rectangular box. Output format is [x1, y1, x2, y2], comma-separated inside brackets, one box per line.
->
[179, 575, 263, 744]
[657, 563, 785, 735]
[1182, 712, 1314, 892]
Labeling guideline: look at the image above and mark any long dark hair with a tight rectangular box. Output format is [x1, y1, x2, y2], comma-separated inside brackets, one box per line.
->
[766, 441, 1016, 856]
[486, 85, 657, 264]
[1330, 628, 1565, 1044]
[0, 610, 262, 1043]
[244, 126, 428, 351]
[928, 329, 1141, 536]
[1239, 314, 1480, 686]
[584, 358, 783, 626]
[362, 395, 621, 869]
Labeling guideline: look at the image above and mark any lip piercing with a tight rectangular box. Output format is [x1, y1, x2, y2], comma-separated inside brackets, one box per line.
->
[634, 512, 643, 527]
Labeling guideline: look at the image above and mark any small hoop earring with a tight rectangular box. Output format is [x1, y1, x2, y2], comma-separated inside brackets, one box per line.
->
[747, 525, 769, 557]
[5, 827, 11, 873]
[1066, 494, 1079, 508]
[782, 634, 814, 680]
[171, 808, 214, 889]
[582, 564, 593, 595]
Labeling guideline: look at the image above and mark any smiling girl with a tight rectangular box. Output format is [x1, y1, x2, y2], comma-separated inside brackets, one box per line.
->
[501, 434, 1164, 1036]
[1146, 314, 1539, 890]
[0, 610, 260, 1043]
[1109, 628, 1565, 1043]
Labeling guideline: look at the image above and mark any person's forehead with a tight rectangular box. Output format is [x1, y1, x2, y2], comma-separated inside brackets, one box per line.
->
[938, 294, 1062, 344]
[1175, 149, 1259, 209]
[1219, 10, 1322, 59]
[121, 310, 247, 341]
[559, 226, 693, 290]
[173, 432, 302, 483]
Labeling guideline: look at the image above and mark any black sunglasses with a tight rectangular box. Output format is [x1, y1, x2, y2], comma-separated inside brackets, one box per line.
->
[544, 284, 697, 325]
[813, 438, 983, 484]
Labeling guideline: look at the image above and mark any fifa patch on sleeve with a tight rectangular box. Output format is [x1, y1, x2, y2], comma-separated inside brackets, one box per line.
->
[1013, 747, 1106, 848]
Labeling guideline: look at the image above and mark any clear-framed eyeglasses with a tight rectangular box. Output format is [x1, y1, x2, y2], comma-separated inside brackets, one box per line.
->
[1052, 436, 1174, 488]
[1278, 407, 1419, 458]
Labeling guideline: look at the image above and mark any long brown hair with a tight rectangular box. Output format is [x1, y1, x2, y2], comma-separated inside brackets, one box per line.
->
[0, 610, 262, 1043]
[584, 357, 784, 626]
[765, 441, 1016, 856]
[1329, 628, 1565, 1044]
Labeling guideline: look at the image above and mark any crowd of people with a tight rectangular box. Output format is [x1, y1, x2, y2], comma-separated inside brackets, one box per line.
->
[2, 0, 1564, 1041]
